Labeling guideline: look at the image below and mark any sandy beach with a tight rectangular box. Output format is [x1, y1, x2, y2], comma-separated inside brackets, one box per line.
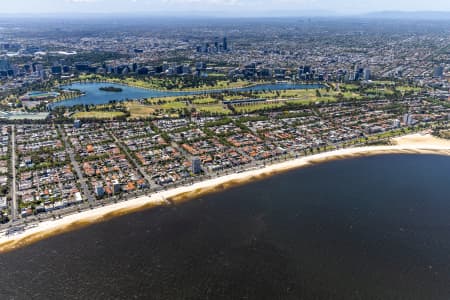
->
[1, 132, 449, 253]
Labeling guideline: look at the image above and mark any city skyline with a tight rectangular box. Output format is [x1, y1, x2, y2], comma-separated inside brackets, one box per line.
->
[1, 0, 450, 16]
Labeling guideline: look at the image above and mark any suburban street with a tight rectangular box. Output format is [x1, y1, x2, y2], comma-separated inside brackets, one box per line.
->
[10, 125, 18, 220]
[108, 129, 154, 185]
[57, 125, 95, 204]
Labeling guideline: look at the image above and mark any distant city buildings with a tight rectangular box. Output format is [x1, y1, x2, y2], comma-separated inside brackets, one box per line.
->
[0, 58, 10, 71]
[223, 37, 228, 51]
[196, 36, 229, 54]
[363, 68, 371, 81]
[0, 19, 449, 96]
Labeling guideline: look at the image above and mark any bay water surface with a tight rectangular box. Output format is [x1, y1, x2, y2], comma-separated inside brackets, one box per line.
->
[1, 154, 449, 299]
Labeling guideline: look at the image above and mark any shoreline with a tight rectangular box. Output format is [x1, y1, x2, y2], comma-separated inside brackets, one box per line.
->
[1, 133, 449, 254]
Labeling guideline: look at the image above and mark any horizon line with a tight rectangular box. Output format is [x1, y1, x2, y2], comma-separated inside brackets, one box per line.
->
[0, 10, 450, 18]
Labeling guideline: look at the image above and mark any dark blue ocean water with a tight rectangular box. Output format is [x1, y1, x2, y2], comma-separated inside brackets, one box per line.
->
[1, 154, 449, 300]
[49, 82, 323, 107]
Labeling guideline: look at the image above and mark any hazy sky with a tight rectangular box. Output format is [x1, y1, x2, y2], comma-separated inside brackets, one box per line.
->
[1, 0, 450, 15]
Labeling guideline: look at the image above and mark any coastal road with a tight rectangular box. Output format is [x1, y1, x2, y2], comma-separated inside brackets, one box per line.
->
[57, 125, 95, 204]
[10, 125, 18, 220]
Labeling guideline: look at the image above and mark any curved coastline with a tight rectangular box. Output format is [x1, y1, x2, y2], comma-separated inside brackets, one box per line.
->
[1, 133, 449, 254]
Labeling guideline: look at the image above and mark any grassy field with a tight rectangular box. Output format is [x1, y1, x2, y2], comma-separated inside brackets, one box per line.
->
[124, 102, 155, 119]
[73, 111, 125, 119]
[160, 101, 188, 110]
[125, 96, 230, 117]
[371, 80, 396, 86]
[222, 94, 250, 101]
[234, 102, 286, 113]
[146, 96, 183, 105]
[75, 75, 255, 92]
[250, 89, 318, 99]
[192, 97, 218, 105]
[197, 104, 232, 115]
[365, 88, 395, 96]
[396, 86, 422, 93]
[340, 91, 363, 99]
[233, 88, 363, 103]
[285, 97, 336, 105]
[340, 84, 360, 91]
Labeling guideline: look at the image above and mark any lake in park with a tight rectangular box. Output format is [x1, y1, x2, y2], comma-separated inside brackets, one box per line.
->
[49, 82, 324, 107]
